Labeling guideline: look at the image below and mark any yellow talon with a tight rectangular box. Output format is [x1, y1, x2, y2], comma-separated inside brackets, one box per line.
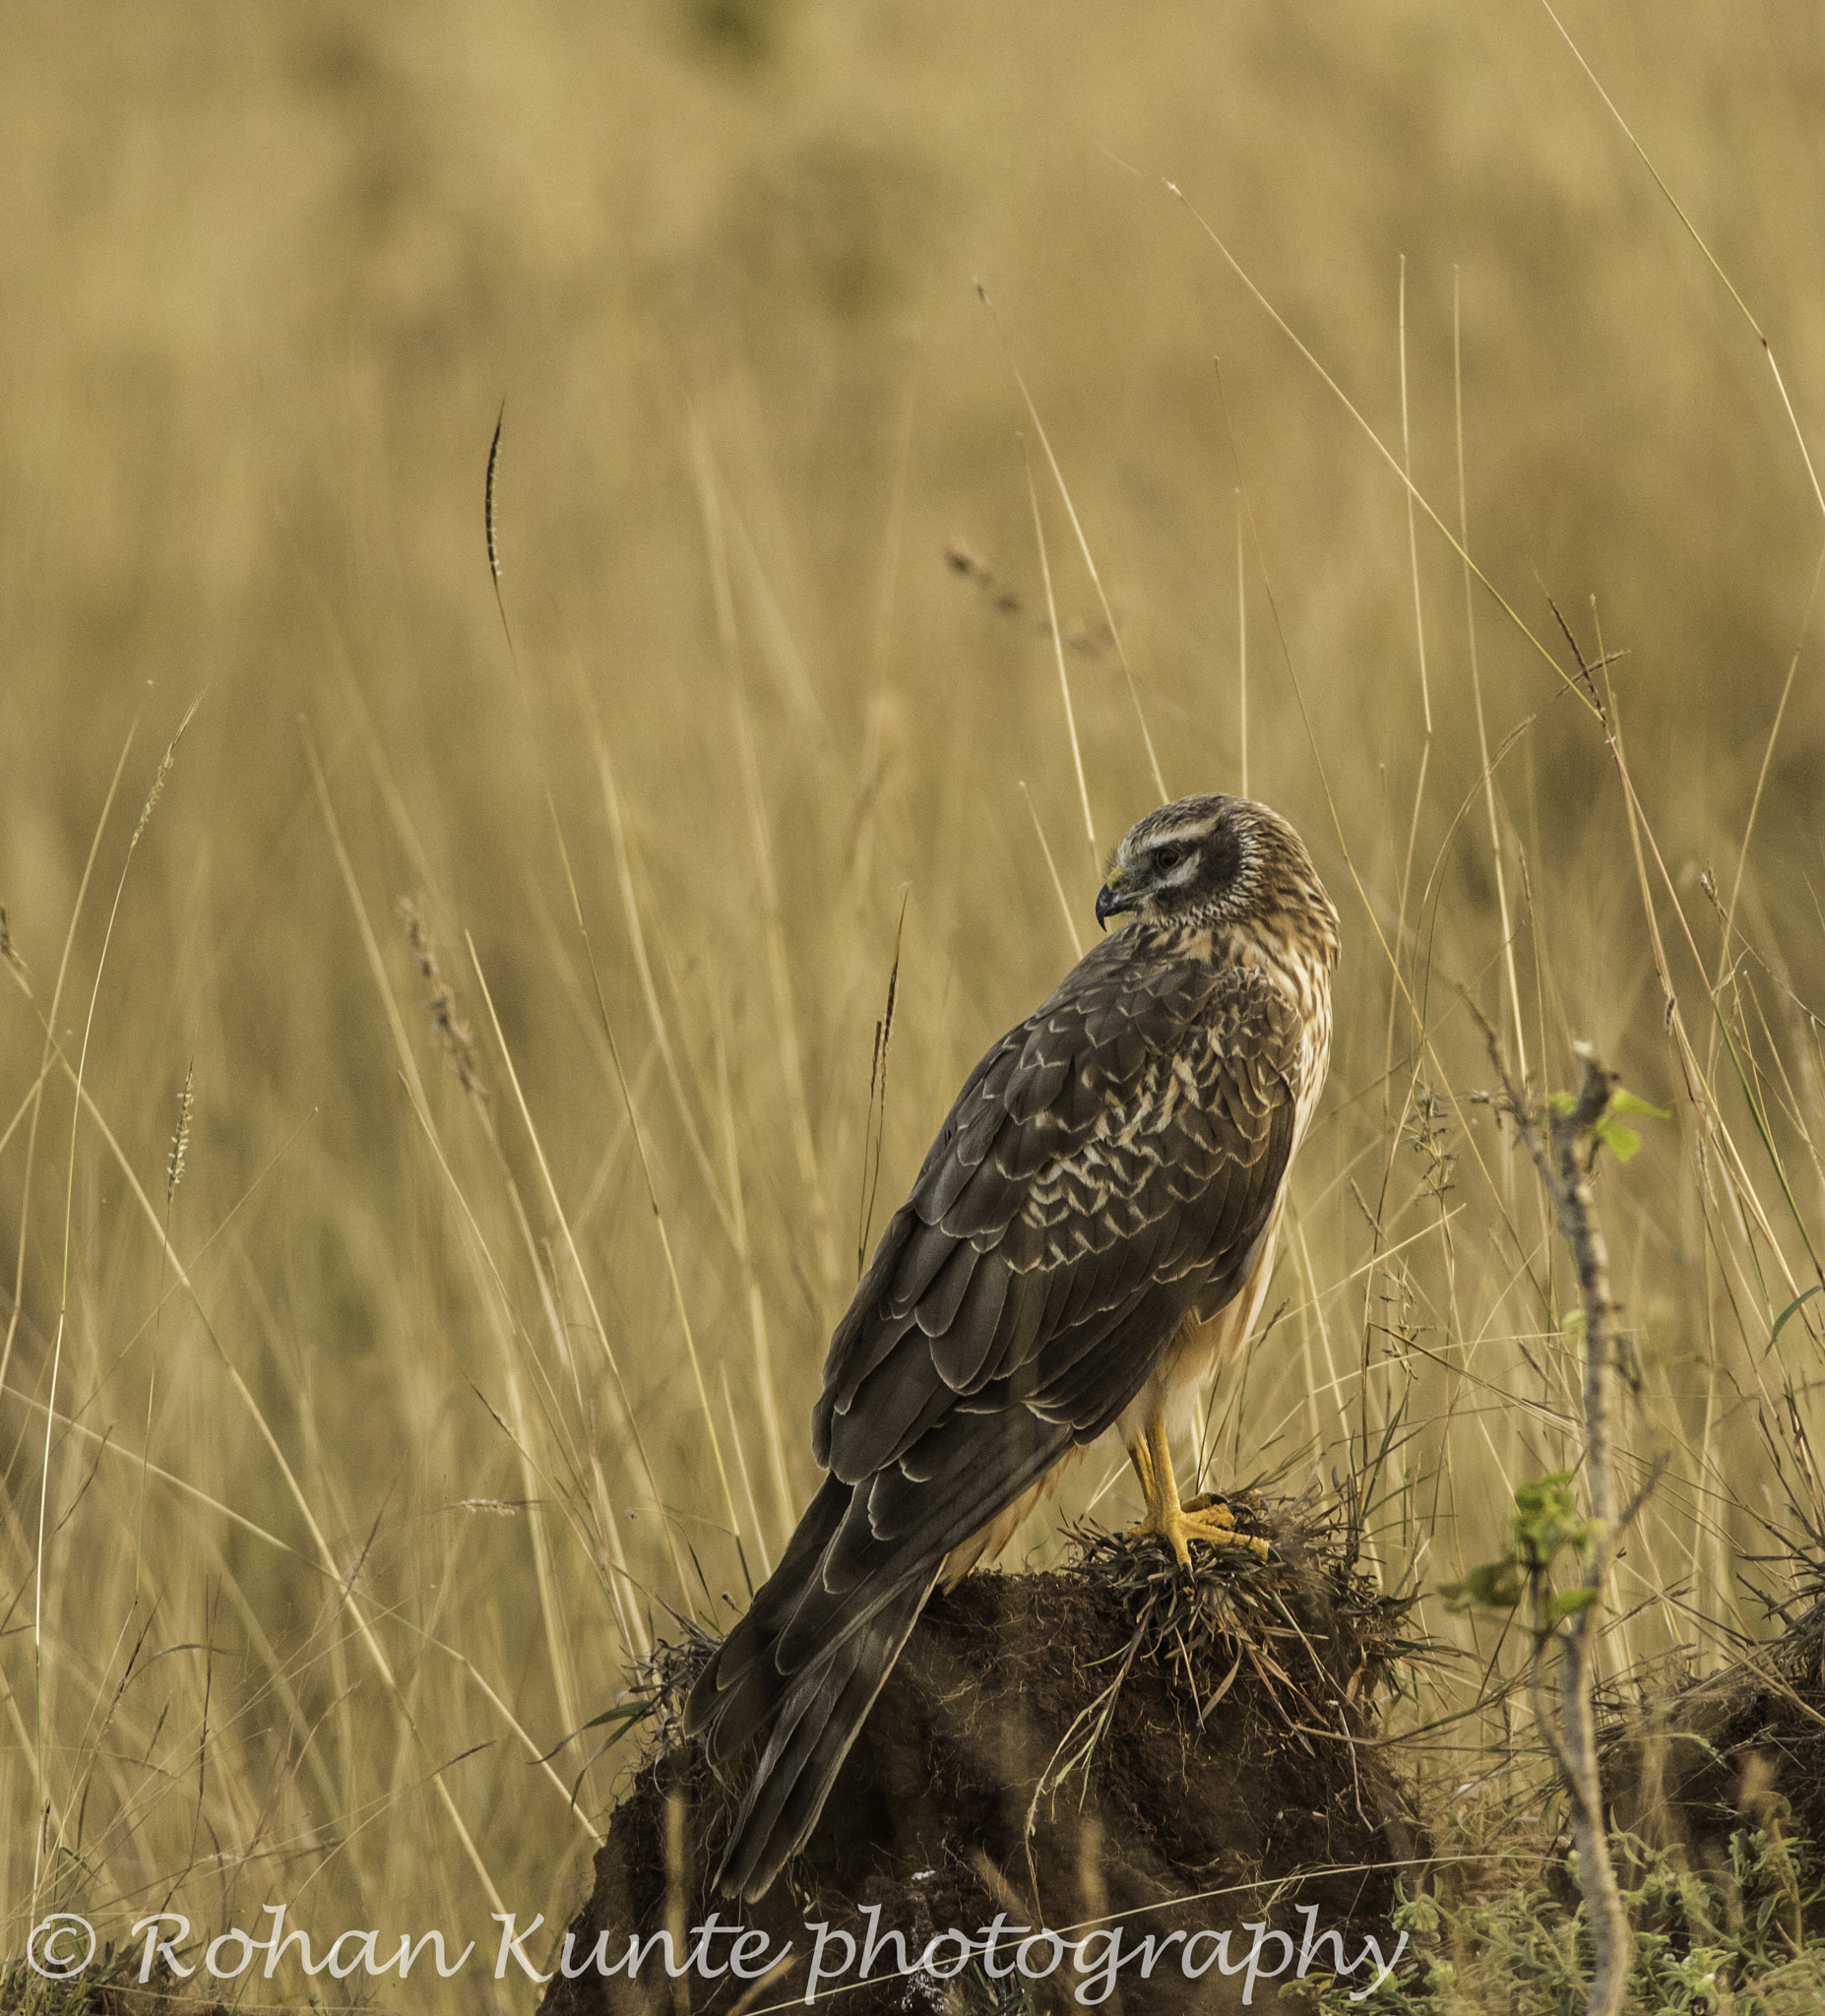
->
[1124, 1414, 1269, 1563]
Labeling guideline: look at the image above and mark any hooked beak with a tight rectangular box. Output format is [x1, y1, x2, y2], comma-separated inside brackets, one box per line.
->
[1095, 880, 1138, 931]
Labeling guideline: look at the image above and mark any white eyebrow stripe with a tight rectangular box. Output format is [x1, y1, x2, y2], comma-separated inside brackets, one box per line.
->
[1147, 818, 1218, 848]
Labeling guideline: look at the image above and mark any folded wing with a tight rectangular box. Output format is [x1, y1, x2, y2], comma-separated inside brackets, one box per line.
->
[686, 931, 1304, 1899]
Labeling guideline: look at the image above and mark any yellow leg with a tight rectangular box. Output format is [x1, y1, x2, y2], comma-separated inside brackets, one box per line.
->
[1124, 1410, 1267, 1563]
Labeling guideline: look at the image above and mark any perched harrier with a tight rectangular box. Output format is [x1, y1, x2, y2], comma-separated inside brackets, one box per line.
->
[687, 793, 1339, 1901]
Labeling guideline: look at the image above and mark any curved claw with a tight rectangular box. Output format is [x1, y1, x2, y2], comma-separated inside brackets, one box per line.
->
[1125, 1411, 1270, 1565]
[1125, 1492, 1269, 1564]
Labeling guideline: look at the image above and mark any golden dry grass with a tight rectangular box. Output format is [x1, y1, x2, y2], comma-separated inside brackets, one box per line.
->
[3, 2, 1824, 2006]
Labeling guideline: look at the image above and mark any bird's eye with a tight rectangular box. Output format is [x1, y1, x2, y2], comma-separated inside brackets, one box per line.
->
[1156, 846, 1183, 870]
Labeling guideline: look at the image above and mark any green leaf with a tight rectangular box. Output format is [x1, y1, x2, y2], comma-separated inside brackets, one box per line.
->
[1510, 1473, 1595, 1569]
[580, 1695, 659, 1749]
[1512, 1472, 1576, 1518]
[1439, 1558, 1525, 1611]
[1609, 1089, 1671, 1121]
[1592, 1116, 1642, 1163]
[1546, 1587, 1601, 1622]
[1769, 1285, 1824, 1354]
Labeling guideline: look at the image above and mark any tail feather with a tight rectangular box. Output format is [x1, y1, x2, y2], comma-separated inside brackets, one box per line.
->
[685, 1475, 852, 1761]
[686, 1426, 1076, 1898]
[711, 1570, 935, 1903]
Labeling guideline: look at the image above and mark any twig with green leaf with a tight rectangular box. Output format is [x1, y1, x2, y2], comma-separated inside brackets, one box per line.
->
[1442, 1032, 1668, 2016]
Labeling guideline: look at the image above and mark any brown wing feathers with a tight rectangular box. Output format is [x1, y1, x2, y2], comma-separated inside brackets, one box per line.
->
[685, 928, 1304, 1901]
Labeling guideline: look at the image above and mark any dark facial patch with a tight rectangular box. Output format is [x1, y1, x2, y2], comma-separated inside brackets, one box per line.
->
[1114, 796, 1250, 922]
[1191, 816, 1243, 903]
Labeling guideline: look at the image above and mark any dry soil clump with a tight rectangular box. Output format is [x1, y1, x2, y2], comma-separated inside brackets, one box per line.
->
[542, 1493, 1426, 2014]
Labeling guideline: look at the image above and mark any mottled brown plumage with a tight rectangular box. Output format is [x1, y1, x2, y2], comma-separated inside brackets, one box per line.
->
[686, 793, 1340, 1902]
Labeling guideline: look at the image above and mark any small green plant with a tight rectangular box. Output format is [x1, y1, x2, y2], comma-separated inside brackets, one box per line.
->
[1440, 1471, 1600, 1634]
[965, 1967, 1038, 2015]
[1542, 1087, 1669, 1166]
[1444, 1040, 1660, 2016]
[1310, 1823, 1825, 2012]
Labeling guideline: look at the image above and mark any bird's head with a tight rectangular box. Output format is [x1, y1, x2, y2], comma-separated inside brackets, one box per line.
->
[1095, 793, 1339, 963]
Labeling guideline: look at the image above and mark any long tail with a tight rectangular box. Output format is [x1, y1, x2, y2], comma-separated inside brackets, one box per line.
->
[686, 1417, 1076, 1897]
[701, 1566, 935, 1902]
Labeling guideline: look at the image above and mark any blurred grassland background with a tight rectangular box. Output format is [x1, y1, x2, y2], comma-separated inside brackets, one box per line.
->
[3, 0, 1825, 2001]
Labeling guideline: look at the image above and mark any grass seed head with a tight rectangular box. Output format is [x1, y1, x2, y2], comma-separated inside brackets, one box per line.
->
[398, 896, 489, 1104]
[164, 1060, 193, 1208]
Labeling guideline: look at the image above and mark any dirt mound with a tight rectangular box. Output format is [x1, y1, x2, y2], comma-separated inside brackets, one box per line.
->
[541, 1496, 1427, 2014]
[1608, 1583, 1825, 1892]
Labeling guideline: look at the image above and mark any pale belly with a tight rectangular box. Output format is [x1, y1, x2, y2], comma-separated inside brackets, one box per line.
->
[1114, 1195, 1286, 1451]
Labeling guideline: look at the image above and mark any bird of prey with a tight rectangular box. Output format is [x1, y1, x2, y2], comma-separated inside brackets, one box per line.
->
[687, 792, 1340, 1902]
